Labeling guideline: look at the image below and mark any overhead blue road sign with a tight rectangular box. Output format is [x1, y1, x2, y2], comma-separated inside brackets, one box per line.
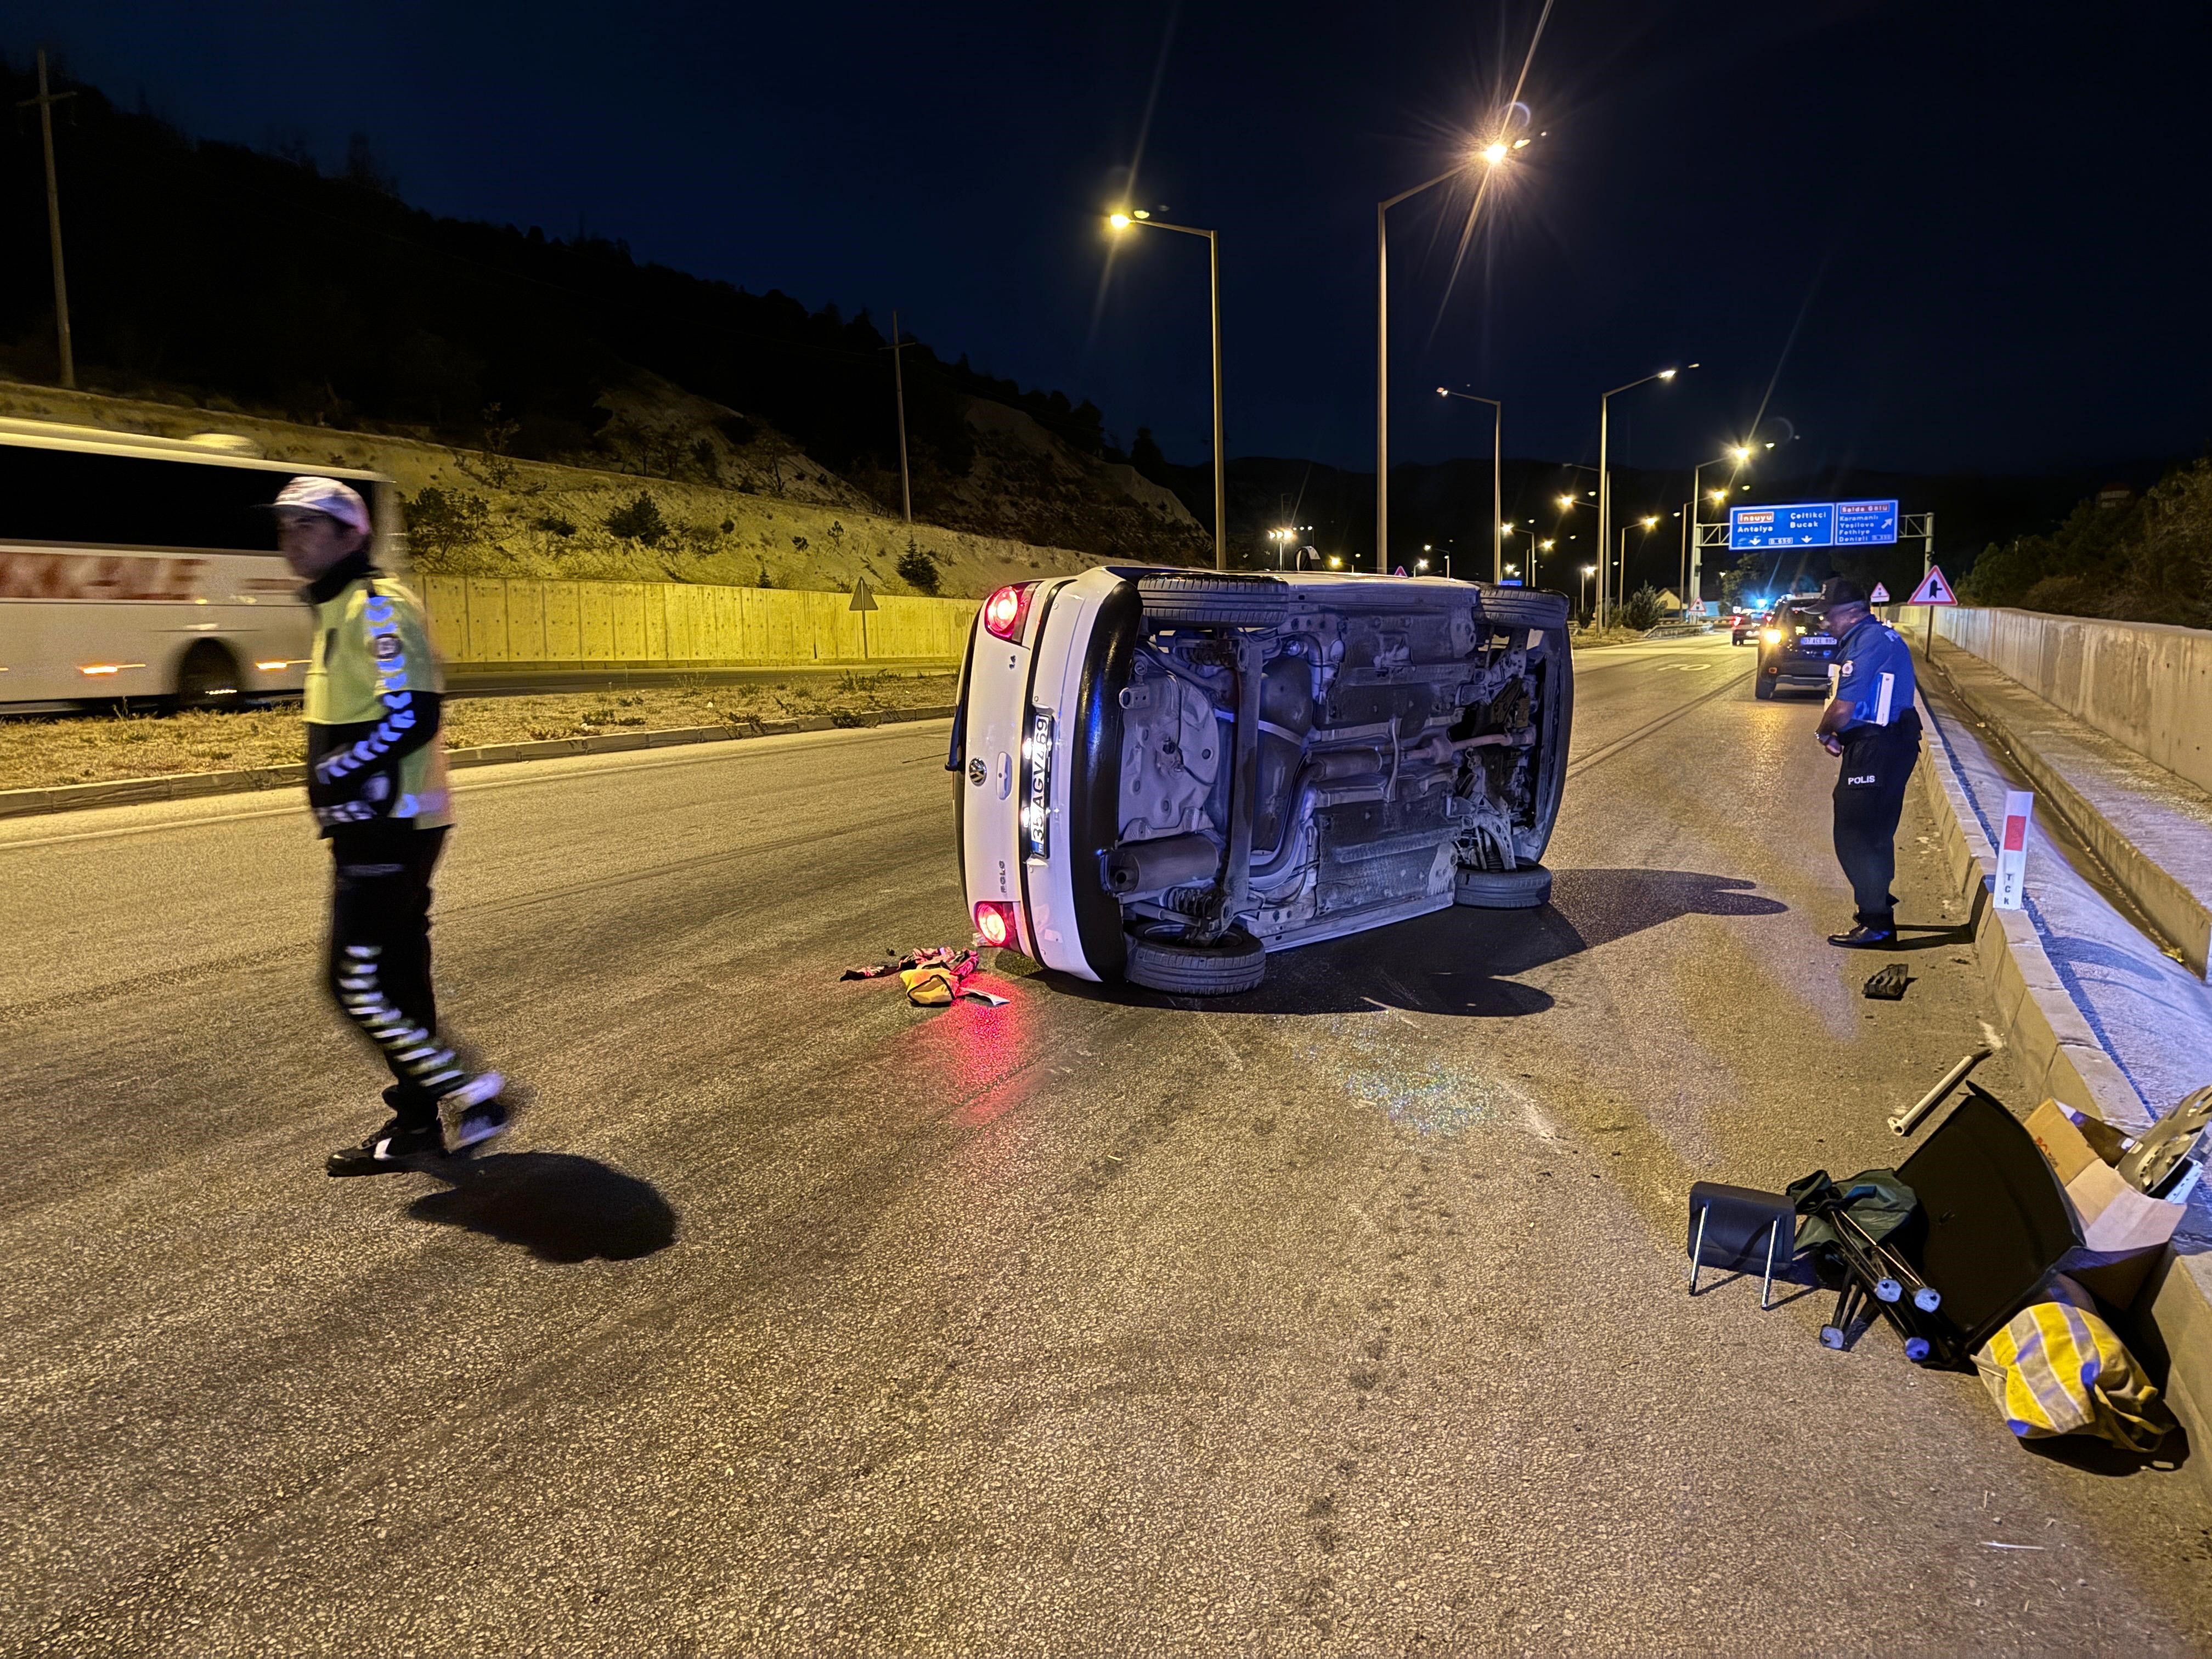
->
[1729, 501, 1834, 549]
[1833, 499, 1899, 546]
[1728, 498, 1901, 549]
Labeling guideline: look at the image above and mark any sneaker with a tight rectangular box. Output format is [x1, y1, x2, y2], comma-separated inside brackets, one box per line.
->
[450, 1096, 511, 1153]
[1828, 923, 1898, 949]
[445, 1072, 511, 1153]
[328, 1116, 445, 1177]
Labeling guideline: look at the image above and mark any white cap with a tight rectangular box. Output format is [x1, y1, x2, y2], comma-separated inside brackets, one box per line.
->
[272, 475, 371, 536]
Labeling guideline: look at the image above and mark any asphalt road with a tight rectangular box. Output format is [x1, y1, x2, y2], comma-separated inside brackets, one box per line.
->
[4, 634, 2208, 1654]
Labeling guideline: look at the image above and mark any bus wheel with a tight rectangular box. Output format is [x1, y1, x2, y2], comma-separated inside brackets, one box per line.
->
[174, 641, 244, 713]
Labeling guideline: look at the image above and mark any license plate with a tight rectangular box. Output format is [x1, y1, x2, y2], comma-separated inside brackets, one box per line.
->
[1801, 634, 1835, 646]
[1022, 708, 1055, 860]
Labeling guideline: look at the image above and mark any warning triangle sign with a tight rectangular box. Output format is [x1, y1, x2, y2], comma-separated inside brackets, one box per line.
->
[1906, 565, 1956, 606]
[848, 576, 879, 613]
[1868, 581, 1890, 603]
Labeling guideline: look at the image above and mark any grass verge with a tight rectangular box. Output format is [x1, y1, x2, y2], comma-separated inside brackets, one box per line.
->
[0, 672, 958, 793]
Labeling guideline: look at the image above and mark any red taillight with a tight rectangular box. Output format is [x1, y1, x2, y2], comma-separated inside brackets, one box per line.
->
[982, 583, 1036, 642]
[973, 900, 1014, 947]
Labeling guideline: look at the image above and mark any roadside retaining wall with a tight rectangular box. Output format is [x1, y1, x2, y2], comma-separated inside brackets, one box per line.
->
[1914, 687, 2212, 1499]
[1922, 606, 2212, 798]
[420, 576, 975, 668]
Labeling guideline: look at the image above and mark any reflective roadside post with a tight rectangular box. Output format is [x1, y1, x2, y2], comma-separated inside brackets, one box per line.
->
[1995, 792, 2034, 910]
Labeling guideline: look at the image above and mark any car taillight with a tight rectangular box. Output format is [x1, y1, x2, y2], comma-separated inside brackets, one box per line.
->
[973, 900, 1015, 947]
[982, 583, 1037, 642]
[1762, 628, 1781, 645]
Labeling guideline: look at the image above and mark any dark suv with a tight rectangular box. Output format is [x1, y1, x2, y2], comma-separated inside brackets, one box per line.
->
[1754, 600, 1839, 700]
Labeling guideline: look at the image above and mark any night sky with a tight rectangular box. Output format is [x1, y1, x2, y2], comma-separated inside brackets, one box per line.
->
[8, 0, 2209, 478]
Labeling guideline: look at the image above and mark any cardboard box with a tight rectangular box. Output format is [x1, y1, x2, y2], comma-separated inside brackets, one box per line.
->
[2025, 1098, 2184, 1307]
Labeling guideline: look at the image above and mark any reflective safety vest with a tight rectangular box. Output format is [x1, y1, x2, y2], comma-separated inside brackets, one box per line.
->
[304, 575, 451, 831]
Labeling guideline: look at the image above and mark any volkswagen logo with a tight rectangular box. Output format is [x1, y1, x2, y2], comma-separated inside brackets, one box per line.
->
[967, 757, 988, 786]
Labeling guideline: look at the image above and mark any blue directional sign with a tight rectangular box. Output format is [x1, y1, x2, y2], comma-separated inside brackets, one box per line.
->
[1728, 498, 1900, 550]
[1833, 499, 1899, 546]
[1729, 501, 1833, 549]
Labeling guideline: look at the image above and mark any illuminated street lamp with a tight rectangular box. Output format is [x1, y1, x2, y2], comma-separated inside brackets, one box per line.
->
[1437, 387, 1505, 580]
[1109, 210, 1226, 570]
[1581, 561, 1597, 618]
[1379, 123, 1540, 573]
[1683, 443, 1754, 609]
[1618, 515, 1659, 607]
[1596, 365, 1692, 626]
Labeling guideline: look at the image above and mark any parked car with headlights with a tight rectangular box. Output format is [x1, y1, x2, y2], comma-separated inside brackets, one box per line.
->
[950, 567, 1575, 995]
[1754, 599, 1841, 700]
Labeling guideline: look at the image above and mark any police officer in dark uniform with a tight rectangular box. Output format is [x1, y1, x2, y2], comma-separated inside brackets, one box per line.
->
[1813, 577, 1922, 947]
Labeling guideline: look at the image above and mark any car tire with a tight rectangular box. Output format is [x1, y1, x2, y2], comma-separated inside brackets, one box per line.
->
[1453, 861, 1553, 909]
[174, 641, 244, 713]
[1475, 587, 1570, 631]
[1124, 923, 1267, 995]
[1138, 573, 1289, 629]
[1754, 668, 1776, 700]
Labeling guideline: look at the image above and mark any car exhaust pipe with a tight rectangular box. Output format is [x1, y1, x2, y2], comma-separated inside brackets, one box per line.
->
[1104, 832, 1221, 896]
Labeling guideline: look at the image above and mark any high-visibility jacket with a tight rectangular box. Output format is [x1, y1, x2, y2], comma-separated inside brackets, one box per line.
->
[303, 567, 450, 834]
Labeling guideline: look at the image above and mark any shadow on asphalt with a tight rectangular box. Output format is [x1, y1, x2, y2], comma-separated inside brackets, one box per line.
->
[407, 1152, 678, 1263]
[2024, 1427, 2192, 1479]
[1069, 867, 1787, 1018]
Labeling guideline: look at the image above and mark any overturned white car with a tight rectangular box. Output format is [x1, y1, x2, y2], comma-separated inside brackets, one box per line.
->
[951, 568, 1573, 995]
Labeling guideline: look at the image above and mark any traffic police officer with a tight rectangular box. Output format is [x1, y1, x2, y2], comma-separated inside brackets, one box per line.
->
[1812, 576, 1922, 947]
[272, 476, 512, 1175]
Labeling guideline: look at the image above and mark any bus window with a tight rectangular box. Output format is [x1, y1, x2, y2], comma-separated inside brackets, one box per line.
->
[0, 446, 383, 552]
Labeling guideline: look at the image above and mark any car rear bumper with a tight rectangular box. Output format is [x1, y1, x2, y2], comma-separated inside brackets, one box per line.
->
[955, 568, 1137, 981]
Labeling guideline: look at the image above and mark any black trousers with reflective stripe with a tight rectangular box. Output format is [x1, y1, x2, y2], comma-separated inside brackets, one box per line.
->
[1832, 721, 1921, 927]
[326, 827, 459, 1126]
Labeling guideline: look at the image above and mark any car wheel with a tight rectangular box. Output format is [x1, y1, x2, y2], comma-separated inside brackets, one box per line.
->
[1453, 861, 1553, 909]
[1124, 922, 1267, 995]
[1475, 587, 1570, 630]
[174, 641, 244, 713]
[1138, 573, 1288, 629]
[1754, 668, 1776, 700]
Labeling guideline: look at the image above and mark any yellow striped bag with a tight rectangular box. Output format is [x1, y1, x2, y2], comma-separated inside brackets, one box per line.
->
[1973, 1295, 2175, 1452]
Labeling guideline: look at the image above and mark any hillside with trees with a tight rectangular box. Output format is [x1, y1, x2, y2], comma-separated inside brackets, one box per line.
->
[0, 56, 1208, 570]
[1958, 458, 2212, 629]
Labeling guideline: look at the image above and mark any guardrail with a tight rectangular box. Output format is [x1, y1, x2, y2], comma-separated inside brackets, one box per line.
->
[419, 575, 975, 668]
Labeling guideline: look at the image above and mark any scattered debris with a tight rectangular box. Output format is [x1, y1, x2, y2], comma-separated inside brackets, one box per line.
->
[1863, 962, 1914, 1001]
[842, 945, 1009, 1007]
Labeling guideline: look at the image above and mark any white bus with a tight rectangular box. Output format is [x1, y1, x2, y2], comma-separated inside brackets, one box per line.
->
[0, 418, 400, 712]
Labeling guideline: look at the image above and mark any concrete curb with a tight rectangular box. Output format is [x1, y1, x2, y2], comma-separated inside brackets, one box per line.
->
[0, 705, 956, 822]
[1925, 648, 2211, 979]
[1914, 691, 2212, 1494]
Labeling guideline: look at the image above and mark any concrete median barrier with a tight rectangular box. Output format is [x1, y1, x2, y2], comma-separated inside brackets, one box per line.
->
[1913, 686, 2212, 1496]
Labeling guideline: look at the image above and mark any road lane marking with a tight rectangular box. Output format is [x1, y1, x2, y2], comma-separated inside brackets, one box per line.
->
[1566, 669, 1752, 781]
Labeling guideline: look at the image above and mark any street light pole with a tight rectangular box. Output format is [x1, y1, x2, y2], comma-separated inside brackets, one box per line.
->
[1683, 445, 1752, 611]
[1109, 212, 1226, 571]
[889, 308, 912, 528]
[1595, 367, 1686, 628]
[20, 50, 78, 391]
[1375, 164, 1471, 575]
[1436, 387, 1504, 582]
